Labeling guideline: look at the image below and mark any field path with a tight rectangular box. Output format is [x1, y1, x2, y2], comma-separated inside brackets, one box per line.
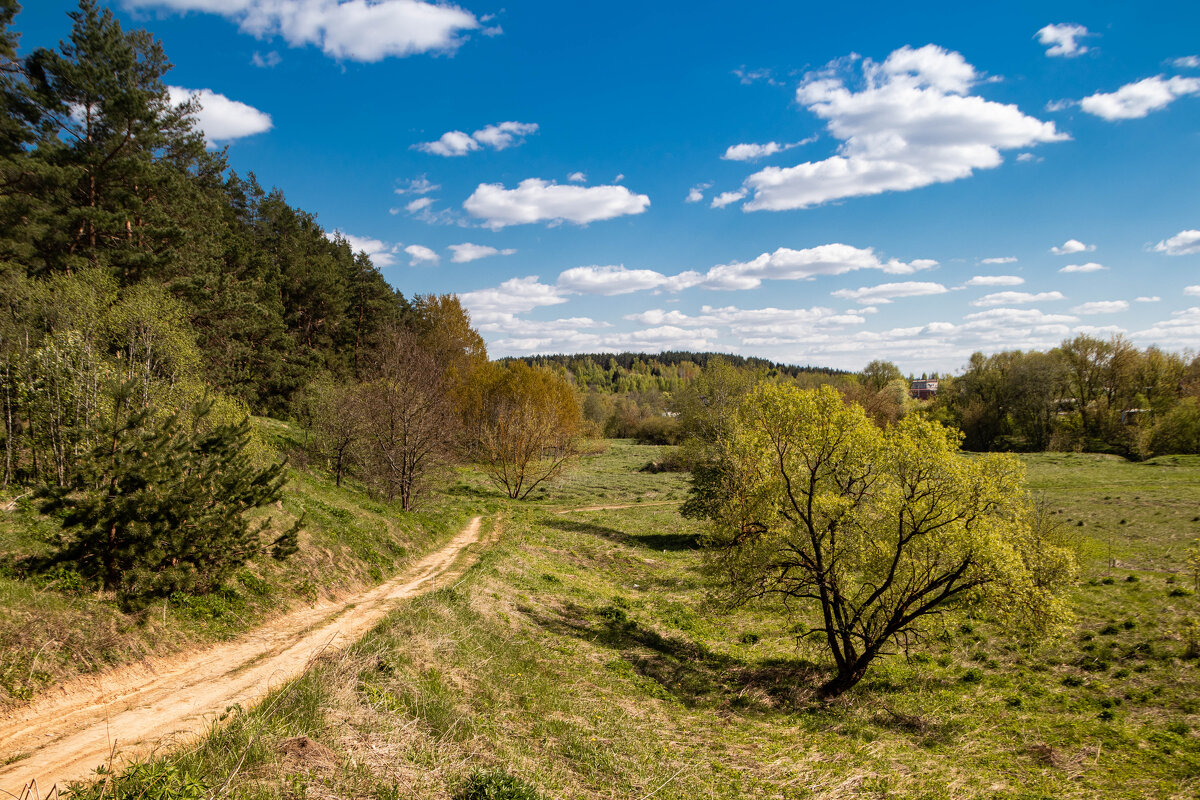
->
[0, 516, 485, 794]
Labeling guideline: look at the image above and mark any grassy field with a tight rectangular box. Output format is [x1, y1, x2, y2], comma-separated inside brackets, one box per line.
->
[0, 419, 494, 708]
[28, 442, 1200, 798]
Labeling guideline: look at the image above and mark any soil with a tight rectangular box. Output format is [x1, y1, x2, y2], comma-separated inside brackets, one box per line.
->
[0, 516, 484, 793]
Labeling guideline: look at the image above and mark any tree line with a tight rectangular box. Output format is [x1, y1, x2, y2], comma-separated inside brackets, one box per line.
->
[927, 335, 1200, 457]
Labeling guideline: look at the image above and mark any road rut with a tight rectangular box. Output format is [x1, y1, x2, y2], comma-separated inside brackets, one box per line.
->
[0, 516, 484, 793]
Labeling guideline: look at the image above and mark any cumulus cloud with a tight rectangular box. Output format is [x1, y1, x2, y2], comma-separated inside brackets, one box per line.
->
[739, 45, 1065, 211]
[167, 86, 271, 146]
[710, 189, 747, 208]
[685, 183, 710, 203]
[1050, 239, 1094, 255]
[404, 244, 439, 266]
[330, 231, 399, 266]
[1072, 300, 1128, 314]
[448, 242, 516, 263]
[1133, 307, 1200, 348]
[129, 0, 481, 62]
[459, 276, 568, 322]
[1035, 23, 1091, 57]
[1080, 75, 1200, 120]
[1176, 56, 1200, 69]
[405, 197, 434, 214]
[557, 265, 694, 296]
[1136, 296, 1161, 302]
[415, 121, 537, 156]
[831, 281, 948, 304]
[463, 178, 650, 229]
[721, 139, 813, 161]
[567, 172, 587, 182]
[966, 275, 1024, 286]
[1059, 262, 1106, 273]
[971, 290, 1065, 307]
[981, 256, 1017, 264]
[1153, 229, 1200, 256]
[1186, 286, 1200, 296]
[699, 244, 936, 291]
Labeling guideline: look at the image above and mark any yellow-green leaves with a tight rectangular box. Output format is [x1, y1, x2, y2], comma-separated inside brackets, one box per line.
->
[697, 383, 1077, 695]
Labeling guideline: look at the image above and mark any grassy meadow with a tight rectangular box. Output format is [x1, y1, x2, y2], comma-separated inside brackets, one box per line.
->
[69, 441, 1199, 800]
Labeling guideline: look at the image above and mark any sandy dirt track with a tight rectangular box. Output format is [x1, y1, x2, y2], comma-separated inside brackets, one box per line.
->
[0, 516, 484, 794]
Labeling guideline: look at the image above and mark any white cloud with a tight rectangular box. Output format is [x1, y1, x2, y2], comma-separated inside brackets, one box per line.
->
[1186, 286, 1200, 296]
[710, 189, 747, 208]
[404, 244, 439, 266]
[1136, 296, 1161, 302]
[699, 244, 935, 291]
[980, 256, 1017, 264]
[740, 45, 1066, 211]
[685, 183, 710, 203]
[415, 130, 477, 156]
[1153, 229, 1200, 256]
[471, 121, 539, 150]
[1072, 300, 1128, 314]
[1015, 152, 1039, 162]
[1035, 23, 1091, 58]
[459, 276, 568, 322]
[1050, 238, 1094, 255]
[131, 0, 481, 62]
[1059, 262, 1106, 273]
[721, 139, 812, 161]
[406, 197, 434, 213]
[1132, 308, 1200, 348]
[330, 230, 399, 266]
[966, 275, 1024, 286]
[394, 175, 440, 195]
[1080, 75, 1200, 120]
[567, 171, 587, 183]
[416, 121, 537, 156]
[831, 281, 948, 304]
[448, 242, 516, 263]
[250, 50, 280, 67]
[1176, 56, 1200, 69]
[971, 290, 1065, 307]
[557, 265, 686, 296]
[167, 86, 271, 146]
[463, 178, 650, 229]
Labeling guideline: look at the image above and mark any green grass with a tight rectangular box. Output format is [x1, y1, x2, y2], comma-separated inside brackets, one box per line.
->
[31, 443, 1200, 797]
[0, 418, 492, 707]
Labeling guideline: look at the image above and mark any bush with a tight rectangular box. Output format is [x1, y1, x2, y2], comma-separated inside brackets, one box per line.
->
[455, 769, 543, 800]
[38, 392, 299, 600]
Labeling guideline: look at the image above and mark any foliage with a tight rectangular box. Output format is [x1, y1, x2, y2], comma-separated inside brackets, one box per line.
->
[65, 761, 206, 800]
[38, 389, 298, 599]
[463, 361, 582, 499]
[691, 383, 1076, 695]
[454, 769, 544, 800]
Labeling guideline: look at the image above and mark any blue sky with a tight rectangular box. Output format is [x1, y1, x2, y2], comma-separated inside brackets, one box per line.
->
[17, 0, 1200, 372]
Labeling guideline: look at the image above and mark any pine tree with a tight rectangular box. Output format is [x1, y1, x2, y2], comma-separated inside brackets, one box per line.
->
[40, 388, 298, 599]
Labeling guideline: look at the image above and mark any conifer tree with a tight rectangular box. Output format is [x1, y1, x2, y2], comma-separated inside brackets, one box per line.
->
[40, 388, 298, 599]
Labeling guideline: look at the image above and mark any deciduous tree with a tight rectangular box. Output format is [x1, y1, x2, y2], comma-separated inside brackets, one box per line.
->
[464, 361, 581, 499]
[690, 383, 1075, 696]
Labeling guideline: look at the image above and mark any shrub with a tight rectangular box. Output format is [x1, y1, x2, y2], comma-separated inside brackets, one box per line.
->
[455, 769, 543, 800]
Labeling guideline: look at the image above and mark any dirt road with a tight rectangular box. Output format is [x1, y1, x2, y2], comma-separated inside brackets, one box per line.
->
[0, 516, 485, 794]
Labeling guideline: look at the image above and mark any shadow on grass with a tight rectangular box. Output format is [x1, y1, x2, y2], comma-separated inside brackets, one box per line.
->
[544, 519, 701, 551]
[527, 600, 823, 714]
